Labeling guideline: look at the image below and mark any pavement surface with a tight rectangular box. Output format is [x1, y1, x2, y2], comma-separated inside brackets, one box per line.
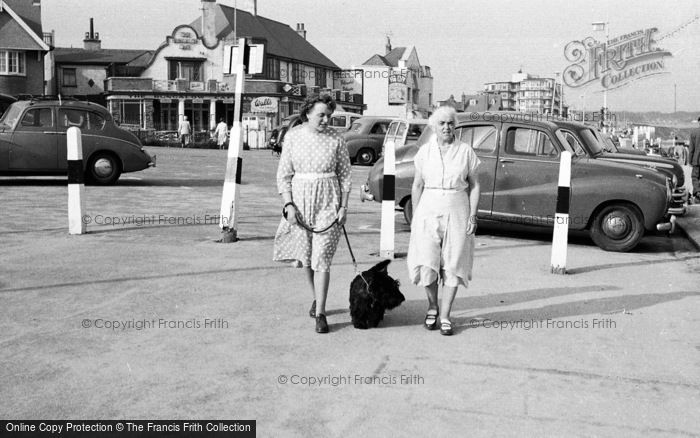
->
[1, 148, 700, 437]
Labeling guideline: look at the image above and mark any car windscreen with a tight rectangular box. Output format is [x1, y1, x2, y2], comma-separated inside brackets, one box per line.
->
[0, 104, 23, 129]
[579, 128, 605, 156]
[349, 122, 362, 133]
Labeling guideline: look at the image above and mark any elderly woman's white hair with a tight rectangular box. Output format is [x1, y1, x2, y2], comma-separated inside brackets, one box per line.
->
[428, 106, 458, 130]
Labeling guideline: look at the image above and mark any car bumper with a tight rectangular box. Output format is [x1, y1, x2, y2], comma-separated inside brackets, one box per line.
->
[656, 215, 676, 233]
[360, 183, 374, 202]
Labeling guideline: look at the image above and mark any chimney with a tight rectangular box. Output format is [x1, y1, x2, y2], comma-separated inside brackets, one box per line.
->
[83, 18, 101, 51]
[296, 23, 306, 40]
[385, 36, 392, 55]
[201, 0, 218, 48]
[252, 0, 257, 16]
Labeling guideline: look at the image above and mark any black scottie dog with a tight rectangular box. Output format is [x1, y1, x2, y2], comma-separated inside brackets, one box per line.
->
[349, 260, 405, 329]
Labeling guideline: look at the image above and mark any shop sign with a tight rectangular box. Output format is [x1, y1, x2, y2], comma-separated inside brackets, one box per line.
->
[173, 26, 198, 48]
[388, 72, 407, 105]
[189, 81, 205, 92]
[563, 27, 672, 91]
[250, 96, 279, 113]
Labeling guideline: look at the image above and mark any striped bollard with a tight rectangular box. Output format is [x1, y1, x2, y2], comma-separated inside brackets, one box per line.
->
[219, 37, 246, 243]
[550, 151, 572, 274]
[67, 127, 86, 235]
[379, 139, 396, 259]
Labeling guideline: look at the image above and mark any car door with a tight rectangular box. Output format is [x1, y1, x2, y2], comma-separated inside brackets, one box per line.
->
[492, 124, 561, 224]
[455, 123, 500, 216]
[9, 107, 57, 170]
[56, 107, 89, 170]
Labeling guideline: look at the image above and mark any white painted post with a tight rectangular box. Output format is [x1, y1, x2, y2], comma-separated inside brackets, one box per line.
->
[209, 99, 217, 130]
[67, 127, 86, 235]
[380, 139, 396, 258]
[551, 151, 572, 274]
[219, 38, 247, 243]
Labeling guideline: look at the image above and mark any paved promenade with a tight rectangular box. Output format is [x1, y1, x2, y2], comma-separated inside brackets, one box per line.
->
[1, 148, 699, 437]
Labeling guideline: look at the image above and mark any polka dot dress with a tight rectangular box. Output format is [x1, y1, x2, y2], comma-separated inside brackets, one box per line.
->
[273, 125, 352, 272]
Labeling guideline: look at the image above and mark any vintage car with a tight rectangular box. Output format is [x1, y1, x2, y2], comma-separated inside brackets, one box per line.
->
[361, 112, 675, 252]
[586, 126, 686, 215]
[343, 116, 394, 165]
[0, 98, 155, 184]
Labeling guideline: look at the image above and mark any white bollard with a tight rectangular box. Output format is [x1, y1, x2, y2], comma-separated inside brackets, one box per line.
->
[551, 151, 572, 274]
[379, 139, 396, 258]
[219, 38, 247, 243]
[67, 127, 86, 235]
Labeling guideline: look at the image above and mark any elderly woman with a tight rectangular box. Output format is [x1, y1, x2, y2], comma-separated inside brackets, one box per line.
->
[406, 106, 481, 335]
[273, 95, 352, 334]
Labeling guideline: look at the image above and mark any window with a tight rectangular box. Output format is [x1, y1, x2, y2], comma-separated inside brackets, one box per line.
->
[555, 130, 586, 157]
[370, 122, 389, 135]
[314, 67, 326, 87]
[506, 128, 558, 157]
[168, 60, 203, 81]
[87, 112, 106, 130]
[0, 50, 26, 75]
[459, 126, 497, 153]
[58, 109, 87, 129]
[62, 68, 77, 87]
[292, 63, 302, 84]
[19, 108, 53, 128]
[264, 58, 280, 80]
[329, 116, 346, 128]
[407, 123, 424, 138]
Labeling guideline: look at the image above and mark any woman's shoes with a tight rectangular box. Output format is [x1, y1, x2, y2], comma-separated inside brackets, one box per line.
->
[309, 300, 316, 318]
[424, 307, 439, 330]
[315, 314, 329, 334]
[440, 319, 453, 336]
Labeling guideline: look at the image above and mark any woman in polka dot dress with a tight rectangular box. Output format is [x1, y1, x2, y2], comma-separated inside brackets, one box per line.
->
[273, 95, 352, 334]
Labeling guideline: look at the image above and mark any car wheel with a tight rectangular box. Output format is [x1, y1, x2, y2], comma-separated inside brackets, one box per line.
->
[403, 197, 413, 225]
[87, 152, 121, 185]
[356, 148, 376, 166]
[589, 203, 644, 252]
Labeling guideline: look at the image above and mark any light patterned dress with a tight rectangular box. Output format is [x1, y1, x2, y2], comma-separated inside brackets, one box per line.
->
[407, 138, 481, 287]
[273, 125, 352, 272]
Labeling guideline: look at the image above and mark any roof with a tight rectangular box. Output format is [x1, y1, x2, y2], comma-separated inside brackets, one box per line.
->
[362, 47, 406, 67]
[54, 48, 154, 66]
[190, 5, 338, 69]
[0, 0, 49, 51]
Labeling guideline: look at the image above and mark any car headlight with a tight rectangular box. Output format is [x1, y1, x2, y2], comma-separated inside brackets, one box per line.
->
[666, 177, 672, 204]
[672, 174, 678, 187]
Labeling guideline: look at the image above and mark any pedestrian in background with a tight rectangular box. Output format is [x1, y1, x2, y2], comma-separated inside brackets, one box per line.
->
[689, 116, 700, 201]
[273, 95, 352, 334]
[214, 118, 228, 150]
[178, 116, 192, 148]
[406, 106, 481, 336]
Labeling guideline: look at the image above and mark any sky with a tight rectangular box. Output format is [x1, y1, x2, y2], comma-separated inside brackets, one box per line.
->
[42, 0, 700, 113]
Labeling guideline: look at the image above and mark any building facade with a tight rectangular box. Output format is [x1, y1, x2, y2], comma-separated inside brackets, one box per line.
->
[0, 0, 50, 96]
[483, 71, 565, 115]
[438, 93, 503, 112]
[357, 39, 433, 118]
[103, 0, 363, 141]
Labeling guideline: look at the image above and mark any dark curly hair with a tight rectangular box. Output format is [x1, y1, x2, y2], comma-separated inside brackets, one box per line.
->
[299, 94, 337, 122]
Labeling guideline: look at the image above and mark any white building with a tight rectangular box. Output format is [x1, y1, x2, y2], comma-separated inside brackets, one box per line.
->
[355, 40, 433, 118]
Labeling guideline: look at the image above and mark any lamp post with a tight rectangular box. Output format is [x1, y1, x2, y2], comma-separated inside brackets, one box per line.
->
[592, 21, 609, 131]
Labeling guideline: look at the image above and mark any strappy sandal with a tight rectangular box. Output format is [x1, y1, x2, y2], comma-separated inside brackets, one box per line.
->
[440, 319, 454, 336]
[424, 307, 439, 331]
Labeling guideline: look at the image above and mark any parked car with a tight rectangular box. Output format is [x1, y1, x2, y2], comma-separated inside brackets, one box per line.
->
[0, 93, 17, 118]
[343, 116, 403, 165]
[361, 112, 675, 252]
[587, 126, 686, 215]
[0, 98, 155, 184]
[383, 118, 428, 152]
